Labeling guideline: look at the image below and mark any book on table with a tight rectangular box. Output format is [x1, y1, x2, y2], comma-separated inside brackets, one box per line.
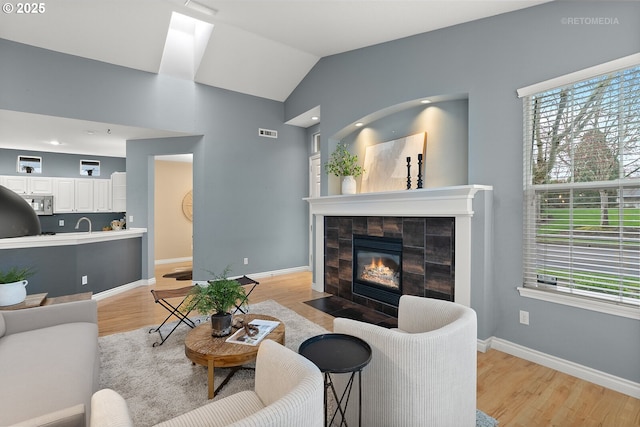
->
[225, 319, 280, 346]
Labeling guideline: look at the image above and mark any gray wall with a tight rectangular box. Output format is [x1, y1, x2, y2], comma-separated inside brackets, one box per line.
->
[285, 1, 640, 382]
[0, 38, 308, 287]
[0, 148, 125, 177]
[340, 100, 469, 192]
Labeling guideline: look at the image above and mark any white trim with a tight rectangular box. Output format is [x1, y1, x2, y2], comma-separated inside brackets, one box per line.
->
[487, 337, 640, 399]
[92, 279, 153, 301]
[517, 53, 640, 97]
[518, 287, 640, 320]
[155, 257, 193, 265]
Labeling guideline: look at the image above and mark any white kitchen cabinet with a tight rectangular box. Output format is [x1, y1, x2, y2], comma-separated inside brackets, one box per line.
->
[0, 176, 53, 194]
[93, 179, 112, 212]
[74, 179, 94, 212]
[52, 178, 75, 213]
[1, 176, 28, 194]
[28, 177, 53, 194]
[111, 172, 126, 212]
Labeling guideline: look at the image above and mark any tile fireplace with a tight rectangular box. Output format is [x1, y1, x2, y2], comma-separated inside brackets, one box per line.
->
[306, 185, 493, 314]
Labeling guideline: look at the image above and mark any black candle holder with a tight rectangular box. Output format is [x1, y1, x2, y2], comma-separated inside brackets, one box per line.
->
[406, 156, 411, 189]
[417, 153, 423, 189]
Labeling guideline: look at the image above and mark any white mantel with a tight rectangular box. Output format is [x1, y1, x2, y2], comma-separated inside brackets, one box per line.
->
[305, 185, 493, 308]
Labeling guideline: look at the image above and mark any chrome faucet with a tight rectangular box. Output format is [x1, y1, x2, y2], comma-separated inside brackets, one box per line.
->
[75, 217, 92, 233]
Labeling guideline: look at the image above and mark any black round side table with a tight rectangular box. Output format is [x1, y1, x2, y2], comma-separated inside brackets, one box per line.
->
[299, 333, 372, 427]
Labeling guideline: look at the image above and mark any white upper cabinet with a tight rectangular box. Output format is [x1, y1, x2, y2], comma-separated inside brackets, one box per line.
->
[111, 172, 126, 212]
[52, 178, 75, 213]
[93, 179, 112, 212]
[74, 179, 94, 212]
[0, 176, 52, 194]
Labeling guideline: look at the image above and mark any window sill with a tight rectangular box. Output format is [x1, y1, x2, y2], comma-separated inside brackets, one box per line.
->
[517, 287, 640, 320]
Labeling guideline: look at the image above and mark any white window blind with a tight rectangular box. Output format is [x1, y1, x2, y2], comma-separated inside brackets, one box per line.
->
[522, 62, 640, 308]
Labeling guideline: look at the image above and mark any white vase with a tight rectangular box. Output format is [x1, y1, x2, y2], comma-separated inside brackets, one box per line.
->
[341, 176, 357, 195]
[0, 280, 28, 306]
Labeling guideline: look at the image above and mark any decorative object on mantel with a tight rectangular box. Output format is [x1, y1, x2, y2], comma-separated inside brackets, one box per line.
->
[325, 142, 365, 195]
[361, 132, 427, 193]
[417, 153, 424, 189]
[0, 266, 35, 306]
[406, 156, 412, 189]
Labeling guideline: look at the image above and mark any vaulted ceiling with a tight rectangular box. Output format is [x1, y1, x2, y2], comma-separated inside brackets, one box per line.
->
[0, 0, 551, 156]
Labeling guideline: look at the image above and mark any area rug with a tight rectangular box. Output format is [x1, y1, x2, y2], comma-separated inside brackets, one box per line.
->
[99, 300, 328, 426]
[99, 299, 498, 426]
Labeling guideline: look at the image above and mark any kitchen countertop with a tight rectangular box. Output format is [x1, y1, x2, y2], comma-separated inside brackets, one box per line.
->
[0, 228, 147, 250]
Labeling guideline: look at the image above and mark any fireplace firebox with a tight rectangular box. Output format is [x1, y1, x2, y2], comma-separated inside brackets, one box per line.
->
[352, 235, 403, 306]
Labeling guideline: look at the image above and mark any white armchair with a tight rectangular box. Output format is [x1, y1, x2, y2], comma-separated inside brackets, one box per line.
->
[333, 295, 477, 427]
[91, 340, 324, 427]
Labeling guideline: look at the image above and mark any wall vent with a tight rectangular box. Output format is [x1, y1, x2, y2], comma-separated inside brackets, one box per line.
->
[259, 128, 278, 139]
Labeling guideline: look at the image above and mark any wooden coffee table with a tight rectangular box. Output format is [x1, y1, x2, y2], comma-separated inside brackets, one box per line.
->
[184, 313, 285, 399]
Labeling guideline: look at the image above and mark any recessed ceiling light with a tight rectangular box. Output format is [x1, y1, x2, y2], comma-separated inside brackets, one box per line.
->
[50, 140, 61, 145]
[86, 130, 96, 135]
[311, 116, 319, 121]
[355, 122, 364, 127]
[420, 99, 432, 104]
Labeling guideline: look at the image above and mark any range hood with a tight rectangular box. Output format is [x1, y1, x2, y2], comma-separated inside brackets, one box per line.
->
[0, 185, 41, 238]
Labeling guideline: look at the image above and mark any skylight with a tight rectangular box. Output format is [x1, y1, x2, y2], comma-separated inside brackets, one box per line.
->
[159, 12, 214, 81]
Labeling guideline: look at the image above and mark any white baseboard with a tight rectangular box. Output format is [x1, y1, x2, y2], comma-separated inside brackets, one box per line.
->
[155, 257, 193, 265]
[239, 265, 310, 280]
[480, 336, 640, 399]
[92, 278, 154, 301]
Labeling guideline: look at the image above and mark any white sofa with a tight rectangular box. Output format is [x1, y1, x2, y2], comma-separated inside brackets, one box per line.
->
[333, 295, 478, 427]
[0, 300, 100, 427]
[91, 339, 325, 427]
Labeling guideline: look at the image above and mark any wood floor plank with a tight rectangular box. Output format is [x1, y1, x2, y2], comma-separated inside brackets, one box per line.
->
[97, 263, 640, 427]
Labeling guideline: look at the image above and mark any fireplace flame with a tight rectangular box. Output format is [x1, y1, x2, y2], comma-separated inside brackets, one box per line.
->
[369, 258, 385, 269]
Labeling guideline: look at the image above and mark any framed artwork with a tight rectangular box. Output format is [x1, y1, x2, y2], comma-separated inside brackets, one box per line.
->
[361, 132, 426, 193]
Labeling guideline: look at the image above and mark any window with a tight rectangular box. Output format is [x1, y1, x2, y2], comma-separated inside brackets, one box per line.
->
[17, 155, 42, 174]
[520, 58, 640, 313]
[80, 160, 100, 176]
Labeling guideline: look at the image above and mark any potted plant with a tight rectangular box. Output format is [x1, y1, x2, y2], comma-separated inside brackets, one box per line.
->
[183, 267, 247, 337]
[325, 142, 365, 194]
[0, 267, 35, 306]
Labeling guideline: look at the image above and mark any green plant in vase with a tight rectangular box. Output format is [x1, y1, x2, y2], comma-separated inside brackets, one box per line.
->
[325, 143, 364, 194]
[0, 266, 35, 306]
[183, 267, 247, 337]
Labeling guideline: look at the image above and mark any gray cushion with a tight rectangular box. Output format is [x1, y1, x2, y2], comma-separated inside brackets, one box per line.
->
[0, 322, 98, 426]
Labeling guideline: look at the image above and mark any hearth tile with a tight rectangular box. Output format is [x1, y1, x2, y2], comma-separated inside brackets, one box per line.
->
[383, 217, 402, 237]
[425, 235, 452, 265]
[325, 266, 339, 286]
[403, 272, 425, 297]
[338, 279, 353, 300]
[338, 218, 353, 238]
[367, 217, 384, 236]
[425, 289, 454, 302]
[326, 247, 339, 268]
[325, 228, 339, 248]
[338, 260, 352, 281]
[325, 216, 339, 229]
[403, 218, 425, 247]
[425, 263, 454, 297]
[304, 296, 398, 328]
[403, 246, 425, 275]
[339, 239, 352, 261]
[352, 217, 367, 235]
[426, 217, 454, 236]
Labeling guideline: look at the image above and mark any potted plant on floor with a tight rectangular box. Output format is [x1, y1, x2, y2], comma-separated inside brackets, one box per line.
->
[0, 266, 35, 306]
[325, 142, 365, 195]
[183, 267, 247, 337]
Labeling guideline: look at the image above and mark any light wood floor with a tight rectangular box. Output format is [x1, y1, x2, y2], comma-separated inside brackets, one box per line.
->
[97, 263, 640, 427]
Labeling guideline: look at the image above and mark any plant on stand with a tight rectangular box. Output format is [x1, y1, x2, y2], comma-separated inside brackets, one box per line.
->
[325, 142, 365, 195]
[183, 267, 247, 337]
[0, 266, 35, 306]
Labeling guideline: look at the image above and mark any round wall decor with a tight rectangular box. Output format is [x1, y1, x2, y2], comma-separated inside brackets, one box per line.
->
[182, 190, 193, 221]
